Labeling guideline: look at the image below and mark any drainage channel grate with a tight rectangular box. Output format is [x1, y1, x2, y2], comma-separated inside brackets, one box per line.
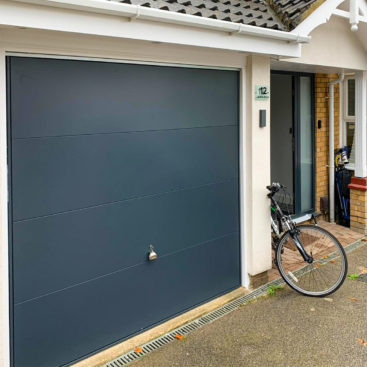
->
[344, 238, 367, 254]
[105, 238, 367, 367]
[104, 287, 276, 366]
[105, 277, 284, 367]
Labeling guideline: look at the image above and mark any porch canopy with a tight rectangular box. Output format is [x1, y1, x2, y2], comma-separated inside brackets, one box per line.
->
[272, 0, 367, 179]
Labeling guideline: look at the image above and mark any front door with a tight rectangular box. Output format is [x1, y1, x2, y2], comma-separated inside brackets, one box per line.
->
[270, 72, 315, 216]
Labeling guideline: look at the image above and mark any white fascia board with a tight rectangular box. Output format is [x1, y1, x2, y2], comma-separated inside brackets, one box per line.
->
[0, 0, 306, 57]
[291, 0, 346, 35]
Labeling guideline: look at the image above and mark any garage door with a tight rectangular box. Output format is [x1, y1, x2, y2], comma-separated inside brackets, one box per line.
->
[8, 57, 240, 367]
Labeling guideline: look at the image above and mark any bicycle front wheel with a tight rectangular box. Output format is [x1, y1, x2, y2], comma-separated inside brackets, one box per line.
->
[276, 225, 348, 297]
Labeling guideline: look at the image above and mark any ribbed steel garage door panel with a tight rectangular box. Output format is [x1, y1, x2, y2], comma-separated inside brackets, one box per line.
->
[10, 57, 238, 138]
[14, 234, 239, 367]
[13, 180, 239, 304]
[8, 56, 240, 367]
[12, 126, 238, 220]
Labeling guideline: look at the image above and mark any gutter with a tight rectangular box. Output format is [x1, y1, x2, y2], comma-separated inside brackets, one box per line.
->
[12, 0, 311, 44]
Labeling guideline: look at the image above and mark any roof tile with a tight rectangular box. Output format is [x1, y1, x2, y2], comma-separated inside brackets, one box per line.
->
[108, 0, 286, 30]
[267, 0, 325, 29]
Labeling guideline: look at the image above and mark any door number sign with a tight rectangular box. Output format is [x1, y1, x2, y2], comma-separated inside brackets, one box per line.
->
[255, 85, 270, 100]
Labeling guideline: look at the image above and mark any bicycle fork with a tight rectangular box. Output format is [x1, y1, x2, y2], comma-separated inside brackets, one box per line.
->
[290, 231, 313, 264]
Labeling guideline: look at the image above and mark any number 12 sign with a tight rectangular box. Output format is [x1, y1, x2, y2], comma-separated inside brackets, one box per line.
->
[255, 85, 270, 100]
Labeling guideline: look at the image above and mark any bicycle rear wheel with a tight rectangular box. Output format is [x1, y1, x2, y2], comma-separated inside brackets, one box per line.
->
[276, 225, 348, 297]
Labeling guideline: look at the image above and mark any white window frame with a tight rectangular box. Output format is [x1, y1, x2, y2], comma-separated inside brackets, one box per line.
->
[343, 75, 356, 170]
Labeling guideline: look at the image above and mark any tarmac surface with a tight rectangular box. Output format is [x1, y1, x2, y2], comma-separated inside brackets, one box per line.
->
[132, 242, 367, 367]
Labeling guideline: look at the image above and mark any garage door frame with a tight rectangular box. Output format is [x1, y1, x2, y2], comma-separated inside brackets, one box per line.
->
[0, 50, 248, 367]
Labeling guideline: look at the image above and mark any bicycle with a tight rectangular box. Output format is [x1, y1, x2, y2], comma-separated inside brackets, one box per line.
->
[267, 183, 348, 297]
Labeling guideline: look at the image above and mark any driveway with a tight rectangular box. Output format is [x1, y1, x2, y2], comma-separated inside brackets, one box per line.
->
[132, 242, 367, 367]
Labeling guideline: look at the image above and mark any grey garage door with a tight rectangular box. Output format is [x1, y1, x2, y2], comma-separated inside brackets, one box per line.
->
[8, 56, 240, 367]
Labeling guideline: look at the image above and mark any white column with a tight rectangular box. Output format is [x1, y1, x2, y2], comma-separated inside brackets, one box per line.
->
[355, 71, 367, 178]
[339, 80, 343, 149]
[245, 55, 272, 279]
[239, 59, 249, 288]
[0, 47, 11, 367]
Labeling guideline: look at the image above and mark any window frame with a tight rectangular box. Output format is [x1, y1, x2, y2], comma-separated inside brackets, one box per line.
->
[343, 75, 356, 170]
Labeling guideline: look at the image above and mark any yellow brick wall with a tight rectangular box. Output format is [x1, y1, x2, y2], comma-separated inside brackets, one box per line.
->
[315, 74, 340, 212]
[350, 189, 367, 233]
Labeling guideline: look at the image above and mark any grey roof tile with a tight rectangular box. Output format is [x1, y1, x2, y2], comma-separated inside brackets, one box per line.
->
[107, 0, 286, 30]
[268, 0, 324, 30]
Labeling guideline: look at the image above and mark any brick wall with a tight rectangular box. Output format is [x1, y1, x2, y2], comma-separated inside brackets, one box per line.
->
[315, 74, 340, 213]
[350, 189, 367, 233]
[349, 177, 367, 234]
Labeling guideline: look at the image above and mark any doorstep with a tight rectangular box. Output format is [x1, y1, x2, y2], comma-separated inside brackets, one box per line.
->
[71, 287, 248, 367]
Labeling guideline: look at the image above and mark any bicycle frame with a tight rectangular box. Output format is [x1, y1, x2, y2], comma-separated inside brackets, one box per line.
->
[270, 193, 313, 263]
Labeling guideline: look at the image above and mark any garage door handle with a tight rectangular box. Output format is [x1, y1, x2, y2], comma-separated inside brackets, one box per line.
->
[148, 245, 158, 261]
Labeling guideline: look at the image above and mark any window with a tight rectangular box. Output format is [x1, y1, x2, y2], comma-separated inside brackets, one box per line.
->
[347, 79, 355, 116]
[346, 121, 355, 164]
[344, 77, 355, 166]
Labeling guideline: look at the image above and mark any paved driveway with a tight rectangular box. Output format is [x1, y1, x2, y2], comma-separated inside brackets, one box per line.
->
[132, 242, 367, 367]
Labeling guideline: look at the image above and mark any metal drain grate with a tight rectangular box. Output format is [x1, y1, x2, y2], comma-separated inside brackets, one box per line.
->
[344, 238, 367, 254]
[105, 238, 367, 367]
[105, 277, 284, 367]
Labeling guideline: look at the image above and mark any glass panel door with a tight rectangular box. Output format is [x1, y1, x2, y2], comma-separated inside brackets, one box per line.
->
[298, 76, 314, 213]
[271, 74, 294, 211]
[271, 71, 315, 217]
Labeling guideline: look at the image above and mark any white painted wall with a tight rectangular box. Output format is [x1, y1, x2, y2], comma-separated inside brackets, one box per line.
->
[285, 16, 367, 71]
[245, 55, 272, 277]
[0, 27, 247, 69]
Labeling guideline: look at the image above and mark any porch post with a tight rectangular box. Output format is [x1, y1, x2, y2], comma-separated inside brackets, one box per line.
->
[245, 55, 272, 288]
[349, 71, 367, 234]
[354, 71, 367, 178]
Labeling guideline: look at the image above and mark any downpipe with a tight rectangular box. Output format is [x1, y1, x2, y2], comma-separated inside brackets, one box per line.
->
[329, 73, 344, 223]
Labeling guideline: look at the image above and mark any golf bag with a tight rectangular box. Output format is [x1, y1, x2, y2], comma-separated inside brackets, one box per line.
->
[335, 147, 352, 226]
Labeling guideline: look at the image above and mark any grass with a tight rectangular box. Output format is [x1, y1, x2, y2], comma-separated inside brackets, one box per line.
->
[266, 284, 283, 295]
[348, 273, 360, 280]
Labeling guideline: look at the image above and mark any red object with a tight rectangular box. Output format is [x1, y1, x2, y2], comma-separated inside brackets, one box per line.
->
[348, 177, 367, 191]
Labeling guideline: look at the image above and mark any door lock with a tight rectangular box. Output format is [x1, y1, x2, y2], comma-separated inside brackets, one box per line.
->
[148, 244, 158, 261]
